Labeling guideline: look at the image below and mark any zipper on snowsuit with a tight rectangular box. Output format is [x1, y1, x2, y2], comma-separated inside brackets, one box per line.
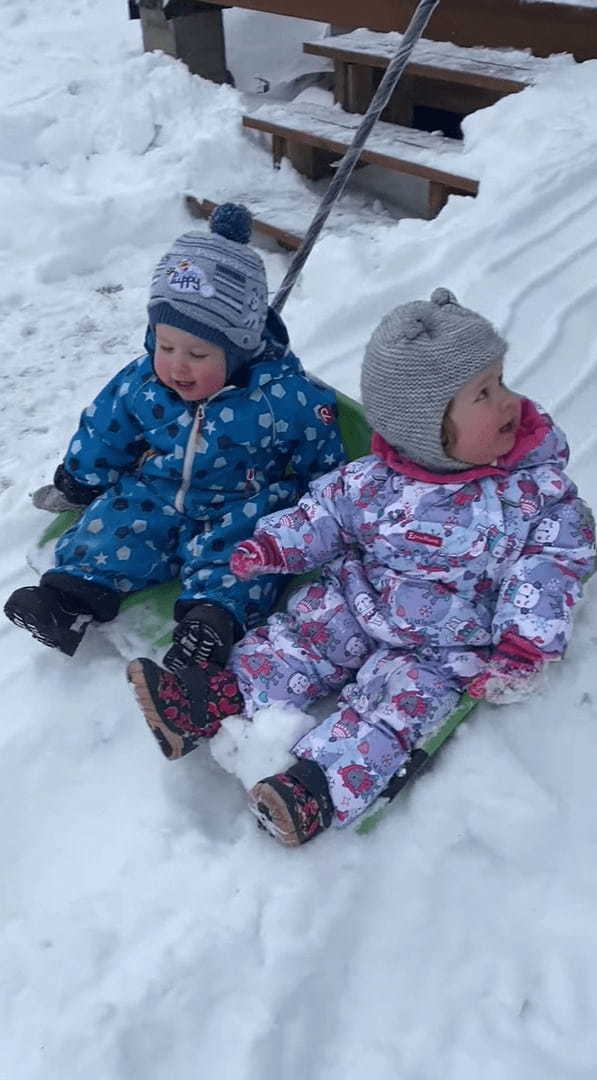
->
[173, 387, 233, 514]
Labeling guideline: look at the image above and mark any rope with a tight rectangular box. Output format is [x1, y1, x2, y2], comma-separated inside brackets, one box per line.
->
[271, 0, 441, 314]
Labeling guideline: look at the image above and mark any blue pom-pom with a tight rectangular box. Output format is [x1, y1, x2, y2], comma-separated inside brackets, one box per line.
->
[210, 203, 252, 245]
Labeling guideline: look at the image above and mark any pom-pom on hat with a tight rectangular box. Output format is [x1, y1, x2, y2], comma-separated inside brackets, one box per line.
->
[361, 287, 508, 472]
[148, 203, 268, 379]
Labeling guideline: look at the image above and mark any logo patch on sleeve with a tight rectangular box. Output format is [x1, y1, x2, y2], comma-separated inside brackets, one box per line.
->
[405, 530, 443, 548]
[316, 404, 336, 426]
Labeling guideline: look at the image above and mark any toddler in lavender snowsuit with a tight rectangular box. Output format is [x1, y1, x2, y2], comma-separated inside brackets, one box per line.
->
[128, 288, 595, 846]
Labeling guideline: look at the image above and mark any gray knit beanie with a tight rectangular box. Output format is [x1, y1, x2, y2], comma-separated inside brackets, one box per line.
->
[361, 287, 508, 472]
[148, 204, 268, 380]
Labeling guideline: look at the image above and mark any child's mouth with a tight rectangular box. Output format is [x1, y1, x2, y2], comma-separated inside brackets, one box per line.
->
[174, 380, 195, 392]
[499, 419, 516, 435]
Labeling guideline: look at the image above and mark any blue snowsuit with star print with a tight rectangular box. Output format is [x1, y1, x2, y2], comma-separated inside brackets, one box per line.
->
[44, 310, 344, 629]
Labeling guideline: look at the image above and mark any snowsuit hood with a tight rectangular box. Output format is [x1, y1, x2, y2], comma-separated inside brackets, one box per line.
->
[371, 398, 555, 484]
[143, 305, 291, 388]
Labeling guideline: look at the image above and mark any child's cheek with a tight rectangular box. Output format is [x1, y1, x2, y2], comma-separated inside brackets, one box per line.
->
[154, 355, 171, 385]
[200, 366, 226, 398]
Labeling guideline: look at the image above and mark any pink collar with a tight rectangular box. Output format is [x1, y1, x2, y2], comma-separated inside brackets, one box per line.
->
[371, 399, 550, 484]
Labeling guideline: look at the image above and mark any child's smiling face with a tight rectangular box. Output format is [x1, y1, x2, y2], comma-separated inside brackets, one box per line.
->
[445, 360, 522, 465]
[154, 324, 226, 401]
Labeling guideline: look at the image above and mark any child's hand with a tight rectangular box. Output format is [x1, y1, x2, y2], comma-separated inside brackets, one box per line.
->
[467, 647, 544, 705]
[230, 536, 286, 580]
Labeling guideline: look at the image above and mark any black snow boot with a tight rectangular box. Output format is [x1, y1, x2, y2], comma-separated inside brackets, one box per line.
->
[162, 601, 238, 674]
[248, 759, 334, 846]
[127, 657, 244, 759]
[4, 584, 94, 656]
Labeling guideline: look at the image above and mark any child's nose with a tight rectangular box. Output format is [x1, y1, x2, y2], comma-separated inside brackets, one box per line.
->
[501, 386, 517, 409]
[172, 354, 190, 374]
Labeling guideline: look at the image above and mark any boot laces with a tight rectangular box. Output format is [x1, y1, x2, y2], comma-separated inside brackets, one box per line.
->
[168, 621, 224, 671]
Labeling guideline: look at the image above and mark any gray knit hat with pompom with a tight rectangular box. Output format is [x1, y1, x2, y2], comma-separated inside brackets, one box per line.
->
[361, 287, 508, 472]
[148, 203, 268, 380]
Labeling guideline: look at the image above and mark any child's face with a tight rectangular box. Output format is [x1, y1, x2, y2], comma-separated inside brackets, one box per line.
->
[446, 361, 521, 465]
[154, 324, 226, 401]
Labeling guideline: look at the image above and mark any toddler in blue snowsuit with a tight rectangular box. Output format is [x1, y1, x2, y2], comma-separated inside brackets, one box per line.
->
[4, 205, 344, 666]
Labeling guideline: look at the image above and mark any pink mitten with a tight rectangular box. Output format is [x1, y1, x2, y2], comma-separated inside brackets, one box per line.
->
[468, 636, 544, 705]
[230, 536, 286, 580]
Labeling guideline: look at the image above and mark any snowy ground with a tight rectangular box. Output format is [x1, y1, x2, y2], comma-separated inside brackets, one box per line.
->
[2, 2, 597, 1078]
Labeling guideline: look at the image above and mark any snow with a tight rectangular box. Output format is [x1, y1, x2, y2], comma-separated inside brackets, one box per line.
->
[2, 2, 597, 1078]
[303, 28, 554, 82]
[224, 8, 331, 92]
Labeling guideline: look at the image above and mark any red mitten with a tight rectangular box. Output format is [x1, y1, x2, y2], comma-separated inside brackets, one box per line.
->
[468, 634, 545, 705]
[230, 535, 286, 580]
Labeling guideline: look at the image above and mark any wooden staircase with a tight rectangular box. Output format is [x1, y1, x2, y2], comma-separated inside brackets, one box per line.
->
[188, 28, 553, 248]
[242, 100, 478, 217]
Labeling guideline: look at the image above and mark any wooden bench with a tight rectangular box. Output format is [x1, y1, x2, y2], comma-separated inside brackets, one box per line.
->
[303, 30, 547, 125]
[242, 100, 478, 218]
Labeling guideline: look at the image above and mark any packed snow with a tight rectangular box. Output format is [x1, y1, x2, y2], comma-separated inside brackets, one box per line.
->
[2, 1, 597, 1078]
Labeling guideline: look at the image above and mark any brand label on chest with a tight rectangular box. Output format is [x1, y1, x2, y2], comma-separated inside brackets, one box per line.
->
[405, 530, 443, 548]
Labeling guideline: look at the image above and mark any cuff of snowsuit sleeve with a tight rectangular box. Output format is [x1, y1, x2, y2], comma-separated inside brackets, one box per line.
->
[173, 597, 244, 641]
[496, 629, 547, 664]
[41, 571, 121, 622]
[249, 533, 288, 571]
[53, 463, 106, 507]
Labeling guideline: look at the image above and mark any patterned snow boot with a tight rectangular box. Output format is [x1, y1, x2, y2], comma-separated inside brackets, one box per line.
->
[127, 658, 243, 759]
[248, 760, 334, 846]
[4, 584, 94, 656]
[162, 602, 237, 674]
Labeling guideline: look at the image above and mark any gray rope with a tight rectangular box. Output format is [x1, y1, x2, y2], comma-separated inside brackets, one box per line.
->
[272, 0, 440, 314]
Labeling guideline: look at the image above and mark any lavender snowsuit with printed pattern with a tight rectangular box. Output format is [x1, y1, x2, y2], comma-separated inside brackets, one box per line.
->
[231, 401, 595, 825]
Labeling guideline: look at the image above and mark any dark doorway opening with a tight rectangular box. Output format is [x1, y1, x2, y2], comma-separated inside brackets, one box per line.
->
[412, 105, 464, 140]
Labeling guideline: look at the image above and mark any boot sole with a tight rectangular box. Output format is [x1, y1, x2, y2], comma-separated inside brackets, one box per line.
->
[126, 659, 187, 760]
[248, 783, 303, 846]
[4, 602, 80, 656]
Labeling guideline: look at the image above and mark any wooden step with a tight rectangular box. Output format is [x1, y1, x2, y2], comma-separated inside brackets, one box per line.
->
[185, 191, 401, 251]
[185, 196, 303, 250]
[242, 100, 478, 217]
[303, 30, 547, 95]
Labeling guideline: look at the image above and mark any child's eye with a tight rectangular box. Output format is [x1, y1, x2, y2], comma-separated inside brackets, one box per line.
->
[475, 387, 488, 401]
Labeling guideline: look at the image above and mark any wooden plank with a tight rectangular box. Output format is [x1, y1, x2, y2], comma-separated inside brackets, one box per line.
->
[303, 31, 546, 95]
[196, 0, 597, 62]
[185, 196, 303, 250]
[184, 190, 404, 246]
[243, 102, 479, 194]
